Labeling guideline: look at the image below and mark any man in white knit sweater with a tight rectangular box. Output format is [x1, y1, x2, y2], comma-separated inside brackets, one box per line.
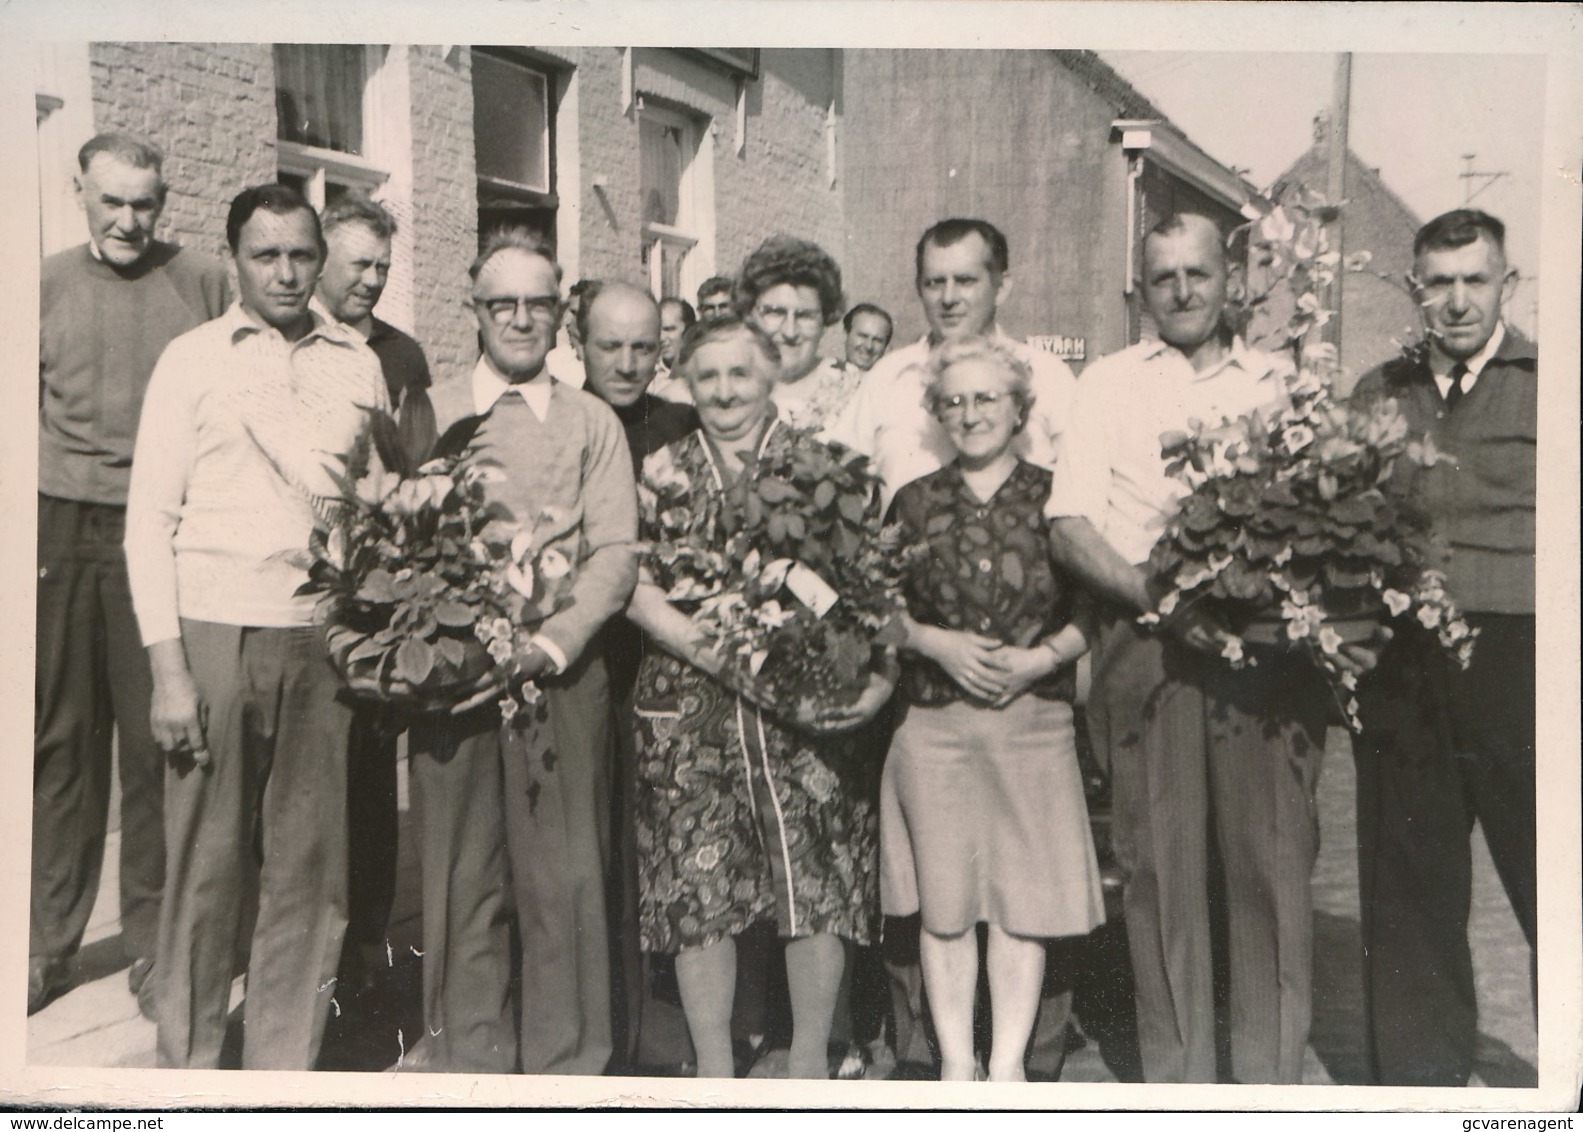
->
[125, 184, 387, 1070]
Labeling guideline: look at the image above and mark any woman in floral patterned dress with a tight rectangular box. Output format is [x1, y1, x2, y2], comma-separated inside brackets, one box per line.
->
[883, 336, 1106, 1082]
[736, 235, 864, 431]
[626, 316, 896, 1078]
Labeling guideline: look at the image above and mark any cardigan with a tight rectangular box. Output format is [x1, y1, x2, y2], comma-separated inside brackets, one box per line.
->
[1350, 329, 1536, 616]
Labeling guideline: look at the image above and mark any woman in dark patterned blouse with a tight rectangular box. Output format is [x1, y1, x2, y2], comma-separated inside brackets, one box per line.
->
[883, 335, 1105, 1082]
[626, 317, 896, 1078]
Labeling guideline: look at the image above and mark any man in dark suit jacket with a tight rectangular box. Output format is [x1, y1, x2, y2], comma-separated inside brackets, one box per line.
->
[1349, 208, 1536, 1087]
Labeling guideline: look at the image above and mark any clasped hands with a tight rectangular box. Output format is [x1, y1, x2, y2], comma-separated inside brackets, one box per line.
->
[930, 629, 1064, 707]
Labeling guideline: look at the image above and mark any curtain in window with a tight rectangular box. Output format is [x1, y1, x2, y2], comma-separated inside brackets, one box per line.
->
[639, 116, 685, 227]
[274, 44, 366, 154]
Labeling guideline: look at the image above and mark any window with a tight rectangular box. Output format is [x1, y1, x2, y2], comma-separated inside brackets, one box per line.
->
[639, 102, 713, 299]
[473, 49, 557, 250]
[274, 43, 389, 209]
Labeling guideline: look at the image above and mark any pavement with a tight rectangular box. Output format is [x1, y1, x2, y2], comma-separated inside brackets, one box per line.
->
[26, 727, 1536, 1090]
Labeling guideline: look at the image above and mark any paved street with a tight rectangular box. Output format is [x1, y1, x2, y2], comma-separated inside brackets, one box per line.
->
[27, 728, 1536, 1091]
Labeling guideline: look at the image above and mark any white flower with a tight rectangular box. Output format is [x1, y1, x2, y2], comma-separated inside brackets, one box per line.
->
[1339, 670, 1358, 691]
[538, 547, 572, 580]
[1283, 424, 1316, 455]
[1416, 604, 1442, 629]
[1382, 589, 1412, 616]
[1446, 618, 1471, 642]
[1317, 626, 1343, 656]
[1272, 545, 1294, 567]
[756, 601, 796, 630]
[489, 617, 514, 642]
[1258, 206, 1295, 244]
[1221, 636, 1246, 664]
[1156, 590, 1180, 617]
[487, 637, 514, 664]
[498, 696, 518, 722]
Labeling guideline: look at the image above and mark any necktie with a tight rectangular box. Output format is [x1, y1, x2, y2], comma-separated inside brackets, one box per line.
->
[1444, 362, 1469, 410]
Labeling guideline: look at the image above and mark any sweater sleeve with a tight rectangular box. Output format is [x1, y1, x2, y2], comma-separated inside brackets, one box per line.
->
[535, 399, 640, 667]
[124, 337, 199, 647]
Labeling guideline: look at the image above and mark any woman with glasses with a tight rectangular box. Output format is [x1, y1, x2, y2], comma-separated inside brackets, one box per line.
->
[735, 235, 862, 431]
[882, 336, 1105, 1082]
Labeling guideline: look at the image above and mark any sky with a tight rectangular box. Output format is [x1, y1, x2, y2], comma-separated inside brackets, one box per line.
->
[1098, 51, 1546, 335]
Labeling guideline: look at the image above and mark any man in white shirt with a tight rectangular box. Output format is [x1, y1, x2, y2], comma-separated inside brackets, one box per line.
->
[1046, 213, 1326, 1084]
[125, 184, 388, 1069]
[824, 218, 1076, 506]
[823, 218, 1077, 1075]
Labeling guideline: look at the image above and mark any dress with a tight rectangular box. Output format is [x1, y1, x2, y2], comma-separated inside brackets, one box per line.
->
[634, 423, 879, 954]
[880, 460, 1104, 938]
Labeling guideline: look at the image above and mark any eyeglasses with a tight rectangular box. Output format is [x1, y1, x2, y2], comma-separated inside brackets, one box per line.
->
[751, 304, 824, 334]
[932, 390, 1013, 417]
[475, 295, 561, 325]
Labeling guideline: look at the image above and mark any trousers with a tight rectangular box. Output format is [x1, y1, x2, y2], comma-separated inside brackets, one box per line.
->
[411, 651, 614, 1075]
[1354, 613, 1536, 1086]
[33, 495, 163, 962]
[1088, 611, 1327, 1083]
[155, 621, 352, 1069]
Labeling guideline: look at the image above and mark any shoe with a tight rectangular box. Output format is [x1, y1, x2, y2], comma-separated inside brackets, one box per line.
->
[130, 959, 158, 1022]
[28, 955, 73, 1015]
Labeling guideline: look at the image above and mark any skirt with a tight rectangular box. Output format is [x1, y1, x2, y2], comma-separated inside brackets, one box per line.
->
[880, 695, 1104, 939]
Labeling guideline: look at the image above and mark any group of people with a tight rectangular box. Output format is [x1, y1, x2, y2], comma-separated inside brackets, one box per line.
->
[33, 129, 1534, 1090]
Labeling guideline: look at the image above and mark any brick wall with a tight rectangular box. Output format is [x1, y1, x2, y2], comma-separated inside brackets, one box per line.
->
[90, 42, 277, 263]
[408, 46, 479, 409]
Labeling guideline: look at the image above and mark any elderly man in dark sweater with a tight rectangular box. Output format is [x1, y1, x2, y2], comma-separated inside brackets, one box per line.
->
[1349, 208, 1536, 1087]
[34, 133, 229, 1016]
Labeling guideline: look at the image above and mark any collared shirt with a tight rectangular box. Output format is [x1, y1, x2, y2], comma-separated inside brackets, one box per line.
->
[647, 361, 695, 405]
[1044, 336, 1290, 567]
[1431, 321, 1505, 400]
[822, 328, 1077, 506]
[771, 355, 864, 432]
[472, 357, 554, 420]
[467, 357, 592, 674]
[543, 343, 586, 389]
[125, 303, 388, 646]
[39, 241, 230, 505]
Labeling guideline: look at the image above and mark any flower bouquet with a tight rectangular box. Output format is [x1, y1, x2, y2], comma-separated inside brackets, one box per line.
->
[641, 428, 911, 711]
[1141, 190, 1476, 729]
[297, 410, 573, 720]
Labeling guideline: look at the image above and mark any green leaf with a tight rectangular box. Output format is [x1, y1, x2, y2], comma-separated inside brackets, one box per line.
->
[395, 637, 435, 685]
[435, 601, 475, 627]
[813, 480, 837, 510]
[838, 493, 868, 525]
[347, 636, 388, 664]
[359, 569, 397, 603]
[757, 477, 800, 504]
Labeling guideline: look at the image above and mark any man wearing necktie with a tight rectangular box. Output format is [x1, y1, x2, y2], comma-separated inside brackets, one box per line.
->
[1348, 209, 1537, 1086]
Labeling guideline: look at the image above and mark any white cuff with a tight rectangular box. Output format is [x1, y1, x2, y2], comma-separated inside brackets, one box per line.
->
[528, 633, 568, 675]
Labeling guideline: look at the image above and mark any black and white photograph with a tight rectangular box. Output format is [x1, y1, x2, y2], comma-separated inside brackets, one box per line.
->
[2, 0, 1579, 1112]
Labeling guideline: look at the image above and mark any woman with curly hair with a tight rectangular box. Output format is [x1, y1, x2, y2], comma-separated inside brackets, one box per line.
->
[735, 235, 862, 431]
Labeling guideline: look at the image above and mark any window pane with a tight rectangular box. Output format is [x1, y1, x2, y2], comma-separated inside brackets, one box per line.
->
[275, 44, 365, 154]
[473, 52, 549, 192]
[639, 115, 685, 227]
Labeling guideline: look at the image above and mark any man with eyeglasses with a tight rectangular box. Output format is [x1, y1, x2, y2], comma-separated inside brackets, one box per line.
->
[823, 218, 1078, 1078]
[1045, 213, 1328, 1084]
[408, 229, 638, 1075]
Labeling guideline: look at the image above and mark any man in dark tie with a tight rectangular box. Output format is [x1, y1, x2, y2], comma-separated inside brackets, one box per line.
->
[1348, 208, 1536, 1087]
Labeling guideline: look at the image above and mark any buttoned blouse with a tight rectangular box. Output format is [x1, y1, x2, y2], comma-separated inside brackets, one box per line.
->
[888, 459, 1076, 706]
